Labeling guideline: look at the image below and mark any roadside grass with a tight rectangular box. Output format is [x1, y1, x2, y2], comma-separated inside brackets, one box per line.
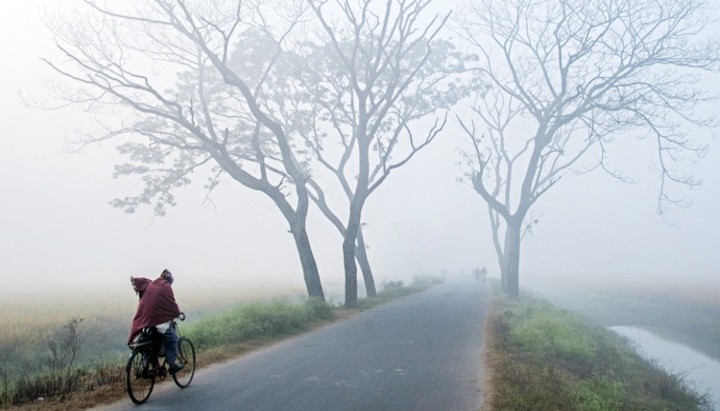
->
[190, 299, 331, 346]
[484, 287, 712, 411]
[0, 276, 440, 409]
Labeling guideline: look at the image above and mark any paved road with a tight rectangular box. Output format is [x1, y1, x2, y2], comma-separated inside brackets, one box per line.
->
[98, 279, 487, 411]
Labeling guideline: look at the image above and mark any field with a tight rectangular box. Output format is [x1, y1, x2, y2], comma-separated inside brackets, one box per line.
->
[531, 281, 720, 361]
[0, 284, 308, 363]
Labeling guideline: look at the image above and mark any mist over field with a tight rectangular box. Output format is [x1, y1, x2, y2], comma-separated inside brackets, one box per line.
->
[0, 0, 717, 302]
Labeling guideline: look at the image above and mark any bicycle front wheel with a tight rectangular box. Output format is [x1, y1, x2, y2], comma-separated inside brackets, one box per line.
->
[173, 337, 196, 388]
[126, 349, 155, 404]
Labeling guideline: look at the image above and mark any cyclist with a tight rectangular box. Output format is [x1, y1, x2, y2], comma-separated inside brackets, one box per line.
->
[128, 269, 185, 374]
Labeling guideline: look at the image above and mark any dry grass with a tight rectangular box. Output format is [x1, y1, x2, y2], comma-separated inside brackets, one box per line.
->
[0, 284, 307, 326]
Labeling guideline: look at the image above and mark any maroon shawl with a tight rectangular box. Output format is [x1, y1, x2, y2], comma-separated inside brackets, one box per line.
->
[128, 277, 181, 343]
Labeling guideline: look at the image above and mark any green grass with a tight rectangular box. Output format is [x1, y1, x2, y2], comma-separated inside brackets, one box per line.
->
[186, 298, 334, 349]
[486, 288, 711, 411]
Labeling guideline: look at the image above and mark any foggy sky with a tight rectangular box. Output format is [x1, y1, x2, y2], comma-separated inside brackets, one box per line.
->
[1, 0, 718, 296]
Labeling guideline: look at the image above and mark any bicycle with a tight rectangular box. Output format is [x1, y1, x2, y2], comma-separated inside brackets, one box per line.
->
[125, 315, 196, 404]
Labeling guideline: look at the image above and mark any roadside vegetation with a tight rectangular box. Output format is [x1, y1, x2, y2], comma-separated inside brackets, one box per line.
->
[484, 286, 712, 411]
[0, 276, 440, 409]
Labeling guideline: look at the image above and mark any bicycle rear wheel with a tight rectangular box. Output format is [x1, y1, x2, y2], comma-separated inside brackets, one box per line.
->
[126, 350, 155, 404]
[173, 337, 196, 388]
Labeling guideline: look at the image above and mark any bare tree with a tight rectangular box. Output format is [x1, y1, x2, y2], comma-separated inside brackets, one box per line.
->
[455, 0, 720, 299]
[45, 0, 325, 299]
[293, 0, 470, 307]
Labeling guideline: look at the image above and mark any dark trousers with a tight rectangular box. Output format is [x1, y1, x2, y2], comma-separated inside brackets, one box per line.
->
[163, 324, 179, 368]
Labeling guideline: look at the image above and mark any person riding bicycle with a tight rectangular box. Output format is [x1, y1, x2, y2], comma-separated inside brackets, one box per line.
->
[128, 269, 184, 374]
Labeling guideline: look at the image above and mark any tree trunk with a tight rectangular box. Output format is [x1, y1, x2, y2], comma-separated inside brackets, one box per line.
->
[343, 230, 359, 308]
[223, 163, 325, 302]
[291, 224, 325, 301]
[306, 182, 378, 299]
[503, 220, 522, 300]
[488, 207, 508, 293]
[356, 228, 377, 298]
[499, 257, 508, 294]
[343, 196, 365, 308]
[265, 182, 324, 301]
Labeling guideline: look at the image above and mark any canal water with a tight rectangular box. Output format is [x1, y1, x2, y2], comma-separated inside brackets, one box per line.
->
[610, 326, 720, 410]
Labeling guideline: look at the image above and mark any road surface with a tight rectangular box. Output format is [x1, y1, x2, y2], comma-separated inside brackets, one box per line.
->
[97, 279, 488, 411]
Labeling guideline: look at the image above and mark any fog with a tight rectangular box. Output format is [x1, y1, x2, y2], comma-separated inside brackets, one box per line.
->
[1, 0, 718, 298]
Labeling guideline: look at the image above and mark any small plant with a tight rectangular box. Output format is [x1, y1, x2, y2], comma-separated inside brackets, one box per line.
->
[46, 317, 84, 398]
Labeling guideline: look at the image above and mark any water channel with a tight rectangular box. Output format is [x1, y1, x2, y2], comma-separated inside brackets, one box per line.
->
[610, 326, 720, 410]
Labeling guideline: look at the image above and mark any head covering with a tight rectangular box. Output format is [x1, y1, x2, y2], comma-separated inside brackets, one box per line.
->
[160, 269, 174, 285]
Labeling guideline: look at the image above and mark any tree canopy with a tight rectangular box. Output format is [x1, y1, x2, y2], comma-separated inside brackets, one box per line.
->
[455, 0, 720, 298]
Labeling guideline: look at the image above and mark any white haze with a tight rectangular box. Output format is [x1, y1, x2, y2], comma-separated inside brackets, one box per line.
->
[0, 0, 718, 297]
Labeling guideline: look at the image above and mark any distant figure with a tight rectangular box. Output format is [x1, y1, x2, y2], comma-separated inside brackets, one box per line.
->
[473, 266, 488, 283]
[129, 269, 184, 374]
